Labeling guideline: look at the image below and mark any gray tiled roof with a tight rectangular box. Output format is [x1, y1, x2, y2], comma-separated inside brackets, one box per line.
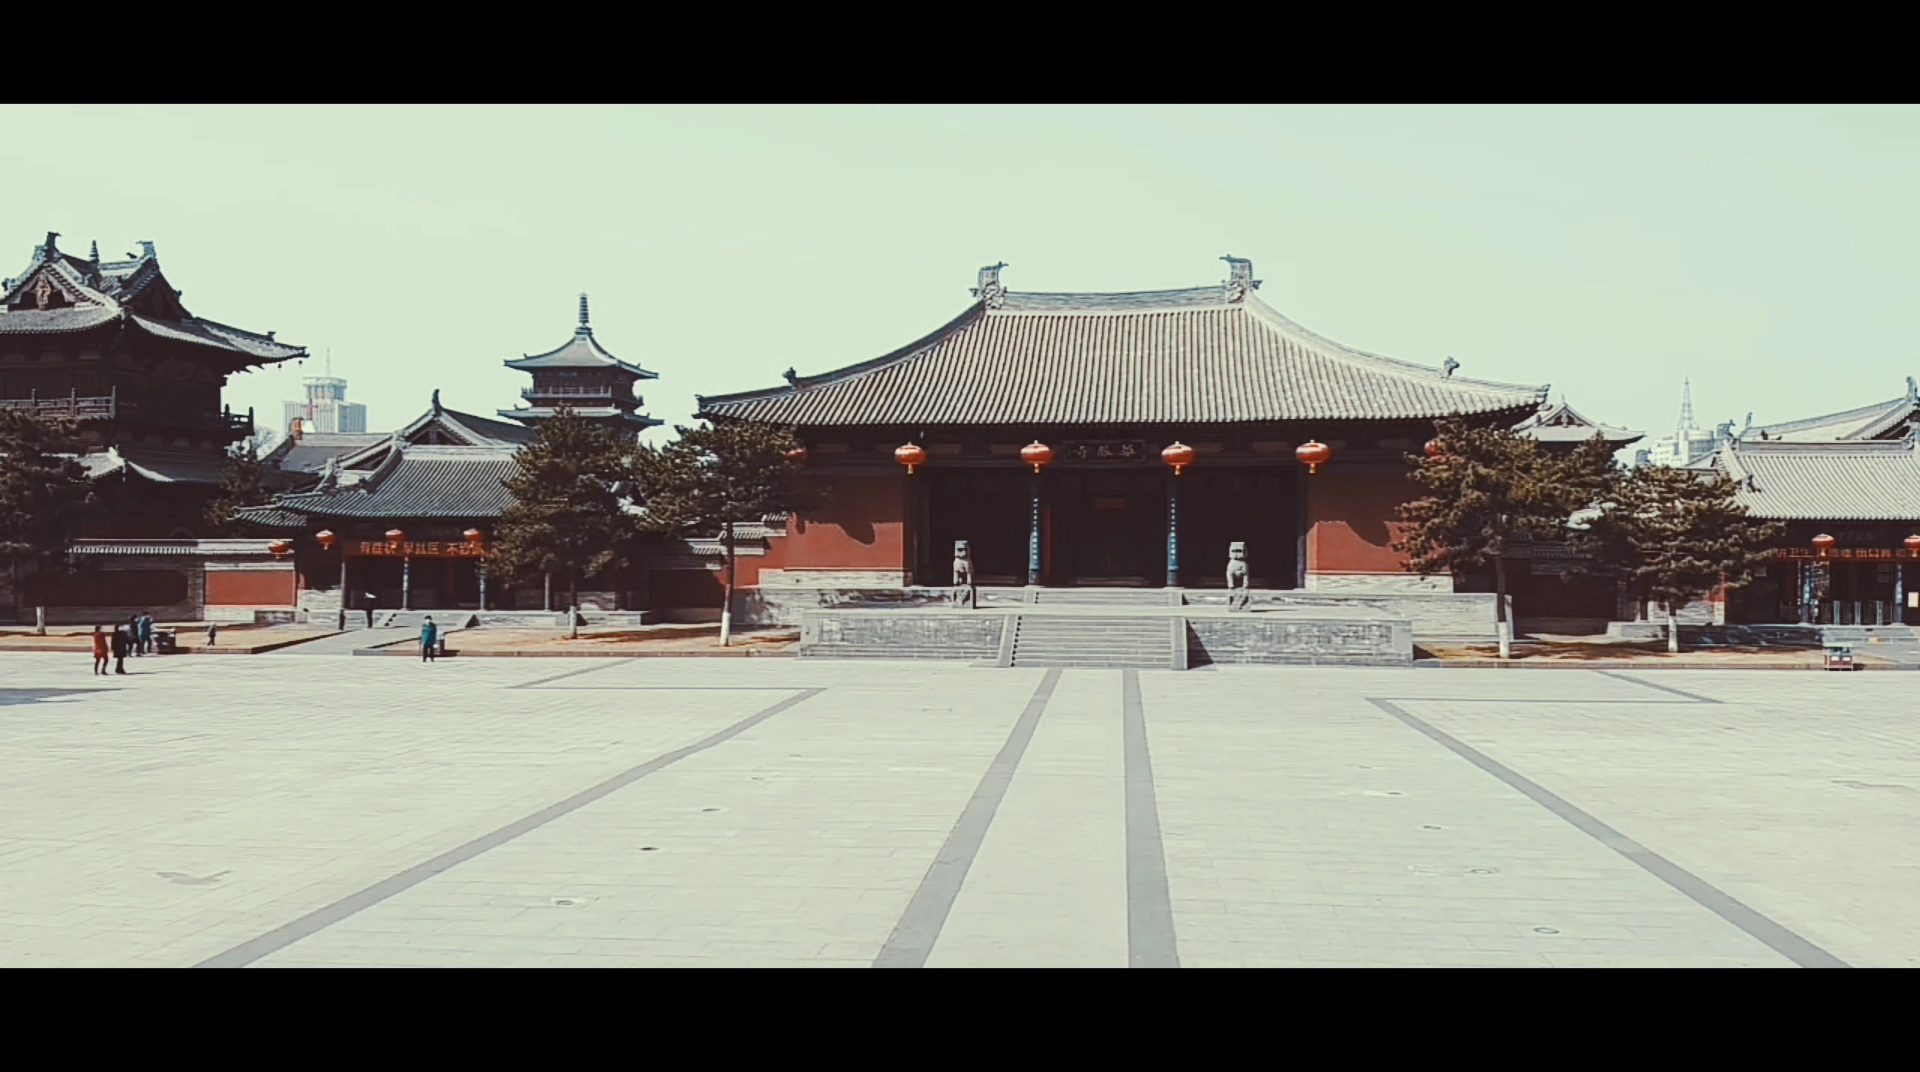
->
[266, 433, 389, 474]
[1515, 401, 1643, 445]
[264, 444, 519, 520]
[1718, 436, 1920, 521]
[698, 280, 1547, 426]
[73, 446, 230, 485]
[1747, 382, 1918, 442]
[504, 328, 656, 379]
[0, 239, 305, 365]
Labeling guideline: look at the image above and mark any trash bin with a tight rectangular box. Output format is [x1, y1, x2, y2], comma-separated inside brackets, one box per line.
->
[1823, 644, 1853, 671]
[153, 630, 177, 655]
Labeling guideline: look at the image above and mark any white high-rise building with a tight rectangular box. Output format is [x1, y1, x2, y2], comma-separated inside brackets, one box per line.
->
[1636, 379, 1730, 468]
[283, 374, 367, 435]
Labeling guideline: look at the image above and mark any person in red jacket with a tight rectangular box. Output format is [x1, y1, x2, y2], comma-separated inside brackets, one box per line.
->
[91, 625, 109, 676]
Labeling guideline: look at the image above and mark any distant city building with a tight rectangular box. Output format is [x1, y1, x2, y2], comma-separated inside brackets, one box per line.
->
[284, 372, 367, 435]
[1636, 379, 1738, 468]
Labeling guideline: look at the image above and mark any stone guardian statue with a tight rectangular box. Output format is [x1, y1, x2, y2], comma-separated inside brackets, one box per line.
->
[953, 540, 976, 608]
[1226, 542, 1250, 611]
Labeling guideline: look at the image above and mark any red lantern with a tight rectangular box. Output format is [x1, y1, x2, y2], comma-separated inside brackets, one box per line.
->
[463, 528, 484, 546]
[1162, 441, 1195, 476]
[783, 446, 808, 466]
[895, 442, 927, 475]
[1812, 533, 1836, 555]
[1905, 534, 1920, 554]
[1424, 439, 1446, 458]
[1021, 440, 1054, 474]
[1296, 440, 1332, 474]
[386, 528, 405, 548]
[267, 539, 292, 558]
[314, 529, 336, 550]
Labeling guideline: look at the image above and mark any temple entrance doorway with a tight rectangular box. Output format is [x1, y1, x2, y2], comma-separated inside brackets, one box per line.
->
[1051, 470, 1163, 586]
[925, 470, 1030, 586]
[1179, 468, 1299, 589]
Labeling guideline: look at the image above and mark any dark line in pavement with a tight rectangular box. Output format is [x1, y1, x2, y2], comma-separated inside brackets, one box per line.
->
[507, 659, 638, 689]
[195, 687, 825, 968]
[1122, 670, 1180, 968]
[872, 669, 1061, 969]
[1369, 697, 1847, 969]
[1588, 669, 1724, 704]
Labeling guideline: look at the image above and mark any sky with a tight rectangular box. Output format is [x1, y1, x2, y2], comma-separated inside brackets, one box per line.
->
[7, 105, 1919, 452]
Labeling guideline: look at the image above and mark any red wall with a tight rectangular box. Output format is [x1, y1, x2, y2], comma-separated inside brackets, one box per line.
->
[1307, 467, 1417, 574]
[742, 474, 906, 585]
[206, 570, 296, 606]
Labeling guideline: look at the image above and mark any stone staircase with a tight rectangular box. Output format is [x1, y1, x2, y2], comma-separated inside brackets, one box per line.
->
[1029, 588, 1177, 607]
[376, 611, 478, 631]
[1006, 614, 1180, 669]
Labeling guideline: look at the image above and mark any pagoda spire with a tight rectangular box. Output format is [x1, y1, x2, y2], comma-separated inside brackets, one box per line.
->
[577, 293, 591, 336]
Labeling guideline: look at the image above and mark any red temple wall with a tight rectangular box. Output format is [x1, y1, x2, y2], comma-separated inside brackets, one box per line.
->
[1306, 466, 1415, 574]
[738, 474, 906, 586]
[206, 569, 297, 607]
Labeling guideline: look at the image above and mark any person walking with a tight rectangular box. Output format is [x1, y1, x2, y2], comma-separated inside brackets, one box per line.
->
[126, 615, 140, 656]
[420, 615, 438, 663]
[138, 614, 154, 656]
[91, 625, 109, 676]
[206, 622, 218, 647]
[109, 624, 130, 675]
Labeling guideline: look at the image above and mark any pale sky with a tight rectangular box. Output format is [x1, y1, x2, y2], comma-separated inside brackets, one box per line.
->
[8, 105, 1918, 450]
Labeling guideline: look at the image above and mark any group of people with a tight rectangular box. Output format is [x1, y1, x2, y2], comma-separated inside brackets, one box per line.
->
[90, 614, 157, 676]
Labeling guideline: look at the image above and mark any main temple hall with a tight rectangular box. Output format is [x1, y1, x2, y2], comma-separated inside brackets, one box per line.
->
[697, 258, 1551, 600]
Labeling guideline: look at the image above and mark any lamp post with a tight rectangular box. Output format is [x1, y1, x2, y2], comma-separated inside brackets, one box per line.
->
[1811, 534, 1835, 624]
[465, 528, 487, 611]
[1162, 441, 1194, 588]
[1902, 534, 1920, 625]
[1021, 441, 1053, 586]
[388, 528, 408, 611]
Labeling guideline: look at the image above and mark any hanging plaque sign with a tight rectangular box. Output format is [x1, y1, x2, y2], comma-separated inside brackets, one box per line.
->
[349, 540, 487, 558]
[1060, 440, 1147, 462]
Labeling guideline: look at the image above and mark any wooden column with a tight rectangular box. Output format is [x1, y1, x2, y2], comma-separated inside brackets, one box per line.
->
[1028, 471, 1043, 587]
[1165, 469, 1180, 589]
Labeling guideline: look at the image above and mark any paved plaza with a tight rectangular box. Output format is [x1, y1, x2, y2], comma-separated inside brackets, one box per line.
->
[1, 652, 1914, 968]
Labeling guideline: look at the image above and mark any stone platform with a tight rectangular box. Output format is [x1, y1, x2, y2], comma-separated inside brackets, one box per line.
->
[796, 603, 1412, 669]
[748, 584, 1498, 644]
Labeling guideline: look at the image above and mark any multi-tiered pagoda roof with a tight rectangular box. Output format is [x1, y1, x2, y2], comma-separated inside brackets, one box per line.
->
[0, 233, 305, 370]
[499, 295, 660, 432]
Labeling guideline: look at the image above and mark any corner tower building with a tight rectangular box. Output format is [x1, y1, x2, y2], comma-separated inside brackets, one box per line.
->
[499, 294, 660, 438]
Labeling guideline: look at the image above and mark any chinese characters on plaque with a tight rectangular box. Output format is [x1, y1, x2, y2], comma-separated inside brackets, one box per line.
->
[1060, 440, 1146, 462]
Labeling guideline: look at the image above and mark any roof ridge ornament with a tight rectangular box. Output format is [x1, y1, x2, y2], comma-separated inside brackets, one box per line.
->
[971, 263, 1008, 309]
[1442, 357, 1459, 378]
[1221, 255, 1260, 303]
[1908, 375, 1918, 404]
[431, 388, 442, 415]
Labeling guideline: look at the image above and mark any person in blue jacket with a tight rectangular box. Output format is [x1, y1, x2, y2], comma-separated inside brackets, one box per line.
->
[420, 616, 438, 663]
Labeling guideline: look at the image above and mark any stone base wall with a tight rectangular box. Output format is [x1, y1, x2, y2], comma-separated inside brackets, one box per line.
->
[748, 585, 1502, 642]
[1305, 571, 1454, 594]
[758, 569, 914, 588]
[1183, 590, 1505, 642]
[797, 610, 1007, 661]
[1188, 616, 1412, 666]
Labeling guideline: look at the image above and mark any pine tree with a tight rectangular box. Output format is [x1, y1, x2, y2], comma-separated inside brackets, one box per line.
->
[629, 421, 807, 646]
[1394, 419, 1608, 658]
[1570, 465, 1780, 652]
[204, 441, 272, 535]
[491, 407, 637, 638]
[0, 409, 93, 630]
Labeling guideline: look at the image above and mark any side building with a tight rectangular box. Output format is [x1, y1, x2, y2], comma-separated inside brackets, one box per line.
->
[1, 234, 304, 624]
[238, 299, 656, 620]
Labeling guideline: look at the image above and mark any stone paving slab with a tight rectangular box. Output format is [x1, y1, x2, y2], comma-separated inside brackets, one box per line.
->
[1, 653, 1913, 967]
